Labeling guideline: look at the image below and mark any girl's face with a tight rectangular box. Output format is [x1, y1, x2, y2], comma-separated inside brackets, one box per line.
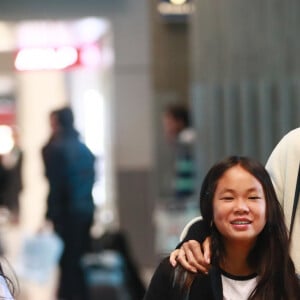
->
[213, 165, 267, 246]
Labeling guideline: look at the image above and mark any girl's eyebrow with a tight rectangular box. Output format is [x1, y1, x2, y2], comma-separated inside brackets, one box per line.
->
[218, 188, 234, 193]
[218, 187, 261, 194]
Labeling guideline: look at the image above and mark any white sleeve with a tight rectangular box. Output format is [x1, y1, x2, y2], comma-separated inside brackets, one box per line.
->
[265, 139, 285, 205]
[265, 128, 300, 221]
[0, 276, 14, 299]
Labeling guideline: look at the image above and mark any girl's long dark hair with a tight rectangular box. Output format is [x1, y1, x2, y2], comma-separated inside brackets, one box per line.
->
[200, 156, 300, 299]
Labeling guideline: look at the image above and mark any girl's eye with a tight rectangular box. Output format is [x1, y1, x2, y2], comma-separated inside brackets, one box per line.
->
[248, 196, 261, 200]
[221, 197, 234, 201]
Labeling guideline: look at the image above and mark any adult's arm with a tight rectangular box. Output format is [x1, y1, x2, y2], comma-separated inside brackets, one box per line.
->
[265, 136, 286, 205]
[265, 128, 300, 227]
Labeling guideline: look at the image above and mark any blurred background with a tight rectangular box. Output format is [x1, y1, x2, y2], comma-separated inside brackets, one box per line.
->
[0, 0, 300, 299]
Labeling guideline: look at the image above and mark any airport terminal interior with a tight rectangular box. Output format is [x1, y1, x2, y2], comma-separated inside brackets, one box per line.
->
[0, 0, 300, 299]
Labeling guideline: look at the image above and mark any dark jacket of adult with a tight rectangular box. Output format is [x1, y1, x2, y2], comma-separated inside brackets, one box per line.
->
[42, 128, 95, 229]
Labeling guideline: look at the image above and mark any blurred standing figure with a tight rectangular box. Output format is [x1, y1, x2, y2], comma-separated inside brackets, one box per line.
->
[0, 155, 7, 199]
[1, 127, 23, 223]
[42, 107, 95, 300]
[162, 103, 196, 202]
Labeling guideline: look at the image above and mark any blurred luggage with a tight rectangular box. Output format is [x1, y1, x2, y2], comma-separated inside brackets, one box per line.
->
[82, 250, 130, 300]
[82, 230, 146, 300]
[17, 230, 64, 283]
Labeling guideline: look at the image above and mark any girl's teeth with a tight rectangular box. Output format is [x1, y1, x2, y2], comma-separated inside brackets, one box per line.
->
[232, 221, 249, 224]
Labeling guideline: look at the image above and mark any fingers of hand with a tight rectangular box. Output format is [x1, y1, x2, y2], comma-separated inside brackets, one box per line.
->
[169, 249, 180, 266]
[203, 237, 212, 264]
[175, 248, 197, 273]
[180, 240, 210, 274]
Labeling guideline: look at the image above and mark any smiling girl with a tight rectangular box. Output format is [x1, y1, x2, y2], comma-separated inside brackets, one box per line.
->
[144, 156, 300, 300]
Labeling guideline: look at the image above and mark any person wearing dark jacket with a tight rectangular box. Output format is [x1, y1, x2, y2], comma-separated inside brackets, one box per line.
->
[144, 156, 300, 300]
[42, 107, 95, 300]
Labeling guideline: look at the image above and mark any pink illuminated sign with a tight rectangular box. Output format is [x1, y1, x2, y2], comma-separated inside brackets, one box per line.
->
[14, 44, 102, 71]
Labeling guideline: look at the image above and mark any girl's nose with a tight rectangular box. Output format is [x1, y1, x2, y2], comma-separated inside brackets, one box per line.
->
[233, 198, 250, 214]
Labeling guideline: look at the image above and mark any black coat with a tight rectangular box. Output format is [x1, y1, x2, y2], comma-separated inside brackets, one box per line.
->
[42, 131, 95, 225]
[144, 258, 223, 300]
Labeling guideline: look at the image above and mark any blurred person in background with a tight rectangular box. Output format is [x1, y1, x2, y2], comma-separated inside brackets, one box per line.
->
[42, 107, 95, 300]
[0, 156, 8, 216]
[162, 103, 196, 203]
[1, 126, 23, 224]
[0, 126, 22, 224]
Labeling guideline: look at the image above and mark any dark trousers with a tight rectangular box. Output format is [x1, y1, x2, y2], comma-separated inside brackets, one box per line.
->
[54, 214, 93, 300]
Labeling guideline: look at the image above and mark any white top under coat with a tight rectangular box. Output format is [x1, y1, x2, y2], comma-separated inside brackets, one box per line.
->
[0, 275, 14, 299]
